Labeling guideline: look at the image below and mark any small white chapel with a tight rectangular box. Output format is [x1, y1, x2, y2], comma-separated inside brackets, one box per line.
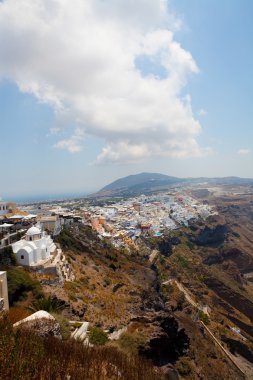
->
[12, 225, 56, 266]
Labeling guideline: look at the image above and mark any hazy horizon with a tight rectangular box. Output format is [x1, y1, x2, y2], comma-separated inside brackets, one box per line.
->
[2, 171, 253, 202]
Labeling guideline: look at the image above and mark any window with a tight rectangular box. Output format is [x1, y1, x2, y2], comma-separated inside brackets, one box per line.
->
[21, 255, 24, 259]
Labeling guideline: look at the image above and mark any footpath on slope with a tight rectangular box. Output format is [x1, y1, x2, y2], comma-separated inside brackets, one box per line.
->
[163, 279, 252, 379]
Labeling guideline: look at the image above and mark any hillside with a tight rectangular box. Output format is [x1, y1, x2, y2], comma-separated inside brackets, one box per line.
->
[101, 172, 182, 191]
[92, 172, 253, 198]
[0, 316, 165, 380]
[34, 223, 249, 379]
[92, 173, 185, 197]
[95, 172, 183, 197]
[3, 189, 253, 378]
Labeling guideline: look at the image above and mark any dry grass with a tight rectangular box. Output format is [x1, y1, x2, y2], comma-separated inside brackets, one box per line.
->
[0, 314, 166, 380]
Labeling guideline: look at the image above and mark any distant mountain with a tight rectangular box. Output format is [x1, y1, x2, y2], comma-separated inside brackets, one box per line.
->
[92, 172, 183, 197]
[102, 172, 183, 191]
[91, 172, 253, 198]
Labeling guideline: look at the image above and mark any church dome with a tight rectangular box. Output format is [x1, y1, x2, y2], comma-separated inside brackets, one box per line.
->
[26, 226, 41, 236]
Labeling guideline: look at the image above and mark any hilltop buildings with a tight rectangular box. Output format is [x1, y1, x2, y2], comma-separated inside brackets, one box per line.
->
[84, 192, 216, 243]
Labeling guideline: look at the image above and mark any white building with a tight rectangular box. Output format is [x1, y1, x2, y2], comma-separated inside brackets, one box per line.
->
[104, 206, 118, 218]
[0, 271, 9, 311]
[0, 202, 8, 215]
[12, 226, 56, 266]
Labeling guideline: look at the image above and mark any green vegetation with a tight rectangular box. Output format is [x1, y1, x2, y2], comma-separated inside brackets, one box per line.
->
[198, 310, 210, 325]
[175, 254, 189, 268]
[0, 246, 16, 266]
[28, 296, 65, 313]
[186, 241, 194, 250]
[55, 228, 85, 251]
[89, 327, 109, 346]
[105, 253, 117, 262]
[53, 313, 71, 340]
[173, 253, 193, 276]
[7, 268, 42, 306]
[116, 331, 147, 356]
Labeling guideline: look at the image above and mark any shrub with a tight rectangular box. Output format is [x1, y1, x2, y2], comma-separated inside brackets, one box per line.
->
[117, 332, 147, 356]
[0, 246, 16, 266]
[52, 313, 71, 339]
[186, 241, 194, 250]
[175, 254, 190, 269]
[28, 296, 65, 313]
[55, 229, 83, 251]
[89, 327, 109, 346]
[176, 356, 194, 377]
[105, 253, 117, 262]
[109, 263, 117, 271]
[198, 310, 210, 325]
[7, 268, 42, 305]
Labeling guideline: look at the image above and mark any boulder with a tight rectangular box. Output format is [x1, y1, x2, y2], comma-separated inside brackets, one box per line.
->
[13, 310, 62, 338]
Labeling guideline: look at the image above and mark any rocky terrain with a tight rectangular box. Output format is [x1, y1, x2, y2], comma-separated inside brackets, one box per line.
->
[3, 185, 253, 379]
[36, 218, 250, 379]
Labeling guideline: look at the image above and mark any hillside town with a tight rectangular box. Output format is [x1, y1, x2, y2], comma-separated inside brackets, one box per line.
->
[0, 192, 217, 254]
[85, 193, 217, 245]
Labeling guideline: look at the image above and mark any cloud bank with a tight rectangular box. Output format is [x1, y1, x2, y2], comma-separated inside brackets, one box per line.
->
[0, 0, 207, 163]
[238, 148, 251, 155]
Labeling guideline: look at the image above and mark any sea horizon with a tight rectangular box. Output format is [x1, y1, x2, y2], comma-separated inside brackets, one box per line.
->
[4, 191, 92, 205]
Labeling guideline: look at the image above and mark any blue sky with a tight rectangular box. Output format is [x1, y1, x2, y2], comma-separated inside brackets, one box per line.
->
[0, 0, 252, 199]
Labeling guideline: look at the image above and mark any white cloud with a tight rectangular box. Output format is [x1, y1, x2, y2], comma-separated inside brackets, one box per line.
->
[0, 0, 208, 163]
[198, 109, 207, 117]
[53, 129, 84, 153]
[238, 148, 251, 155]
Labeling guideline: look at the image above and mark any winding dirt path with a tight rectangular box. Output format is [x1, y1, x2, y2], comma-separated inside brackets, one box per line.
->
[163, 279, 252, 379]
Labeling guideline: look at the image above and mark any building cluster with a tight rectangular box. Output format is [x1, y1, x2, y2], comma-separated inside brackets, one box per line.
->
[0, 202, 82, 251]
[0, 200, 77, 283]
[0, 192, 217, 261]
[82, 192, 217, 247]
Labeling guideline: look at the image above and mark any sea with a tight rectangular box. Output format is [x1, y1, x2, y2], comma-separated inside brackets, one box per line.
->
[6, 192, 91, 205]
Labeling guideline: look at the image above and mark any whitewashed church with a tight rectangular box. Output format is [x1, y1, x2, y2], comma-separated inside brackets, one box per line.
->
[12, 225, 56, 266]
